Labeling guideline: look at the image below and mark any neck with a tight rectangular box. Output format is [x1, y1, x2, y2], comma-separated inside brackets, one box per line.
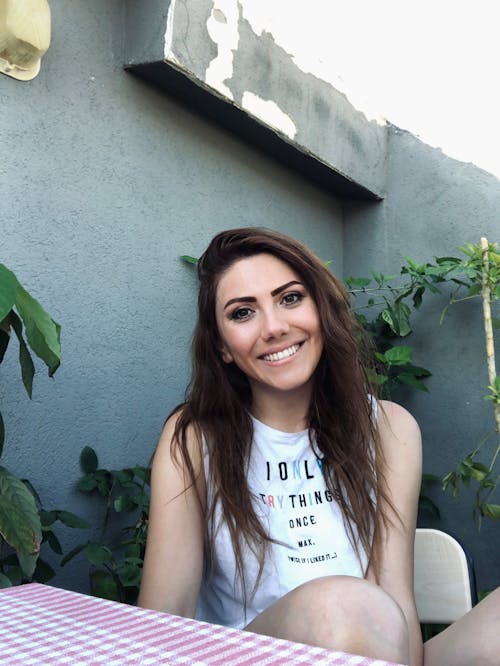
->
[250, 384, 311, 433]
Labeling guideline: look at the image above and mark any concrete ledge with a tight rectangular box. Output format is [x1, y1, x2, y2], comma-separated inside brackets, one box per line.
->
[125, 0, 387, 200]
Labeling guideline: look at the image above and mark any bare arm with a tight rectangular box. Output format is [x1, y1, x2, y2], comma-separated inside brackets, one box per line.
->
[138, 412, 205, 617]
[367, 400, 423, 666]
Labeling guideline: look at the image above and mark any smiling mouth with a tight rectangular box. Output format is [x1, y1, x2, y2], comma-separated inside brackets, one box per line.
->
[261, 343, 301, 362]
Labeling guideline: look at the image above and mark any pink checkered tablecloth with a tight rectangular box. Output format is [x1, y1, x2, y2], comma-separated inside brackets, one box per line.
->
[0, 583, 403, 665]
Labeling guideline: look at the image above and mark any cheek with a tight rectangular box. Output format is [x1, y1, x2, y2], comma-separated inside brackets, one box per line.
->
[219, 326, 256, 363]
[301, 305, 322, 334]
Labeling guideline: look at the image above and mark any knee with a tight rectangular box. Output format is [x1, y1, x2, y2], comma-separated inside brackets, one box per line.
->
[293, 576, 409, 663]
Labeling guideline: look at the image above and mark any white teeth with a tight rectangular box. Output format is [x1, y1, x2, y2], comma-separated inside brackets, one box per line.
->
[262, 344, 300, 362]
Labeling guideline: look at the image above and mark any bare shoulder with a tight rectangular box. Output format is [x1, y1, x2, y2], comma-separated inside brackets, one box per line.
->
[376, 399, 422, 495]
[153, 407, 203, 477]
[377, 400, 422, 453]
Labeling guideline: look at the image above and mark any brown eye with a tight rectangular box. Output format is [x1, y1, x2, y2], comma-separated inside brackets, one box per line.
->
[231, 307, 254, 321]
[281, 292, 303, 306]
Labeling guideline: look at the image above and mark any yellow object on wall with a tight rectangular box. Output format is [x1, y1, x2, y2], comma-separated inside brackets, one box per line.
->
[0, 0, 51, 81]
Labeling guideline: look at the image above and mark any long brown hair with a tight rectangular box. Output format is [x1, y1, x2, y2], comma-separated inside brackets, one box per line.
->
[173, 227, 393, 599]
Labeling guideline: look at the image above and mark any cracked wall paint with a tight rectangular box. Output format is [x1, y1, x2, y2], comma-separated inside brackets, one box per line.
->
[164, 0, 177, 61]
[204, 0, 240, 100]
[239, 0, 384, 126]
[242, 91, 297, 139]
[158, 0, 386, 196]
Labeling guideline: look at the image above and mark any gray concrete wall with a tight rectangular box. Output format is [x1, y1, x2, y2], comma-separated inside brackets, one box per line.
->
[1, 0, 498, 599]
[344, 125, 500, 593]
[0, 0, 343, 593]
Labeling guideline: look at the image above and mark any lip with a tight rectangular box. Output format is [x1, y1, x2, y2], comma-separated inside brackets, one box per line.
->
[259, 342, 303, 362]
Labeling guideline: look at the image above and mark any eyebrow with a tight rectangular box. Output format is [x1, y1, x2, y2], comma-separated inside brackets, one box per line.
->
[223, 280, 303, 310]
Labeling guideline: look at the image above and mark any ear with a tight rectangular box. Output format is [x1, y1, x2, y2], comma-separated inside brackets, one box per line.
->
[220, 346, 233, 363]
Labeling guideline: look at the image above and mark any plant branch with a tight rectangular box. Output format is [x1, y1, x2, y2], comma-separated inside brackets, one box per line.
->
[481, 237, 500, 437]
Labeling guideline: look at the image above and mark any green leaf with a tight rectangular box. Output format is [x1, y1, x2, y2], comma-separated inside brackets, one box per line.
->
[492, 318, 500, 329]
[114, 494, 137, 512]
[381, 301, 412, 337]
[0, 467, 42, 555]
[132, 491, 150, 510]
[412, 286, 425, 309]
[345, 277, 371, 289]
[3, 565, 23, 585]
[15, 285, 61, 376]
[117, 562, 142, 587]
[80, 446, 98, 474]
[32, 557, 55, 583]
[22, 478, 42, 506]
[397, 373, 429, 392]
[77, 475, 98, 492]
[125, 542, 142, 559]
[124, 556, 144, 566]
[90, 569, 120, 601]
[366, 367, 388, 386]
[381, 346, 413, 365]
[60, 542, 87, 566]
[435, 256, 462, 267]
[405, 365, 432, 378]
[468, 462, 489, 482]
[180, 255, 199, 265]
[0, 328, 10, 363]
[86, 542, 113, 566]
[467, 283, 482, 297]
[56, 510, 90, 529]
[0, 572, 12, 588]
[0, 264, 19, 322]
[40, 509, 57, 526]
[114, 469, 134, 485]
[442, 471, 458, 497]
[0, 411, 4, 459]
[420, 277, 442, 294]
[422, 473, 440, 482]
[9, 310, 35, 399]
[9, 538, 39, 579]
[480, 503, 500, 519]
[418, 495, 441, 518]
[43, 528, 63, 555]
[133, 466, 150, 484]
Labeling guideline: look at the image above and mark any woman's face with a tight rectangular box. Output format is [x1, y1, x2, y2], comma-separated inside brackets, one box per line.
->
[215, 253, 323, 401]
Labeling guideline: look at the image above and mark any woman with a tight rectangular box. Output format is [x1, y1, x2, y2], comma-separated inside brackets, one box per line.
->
[139, 228, 498, 666]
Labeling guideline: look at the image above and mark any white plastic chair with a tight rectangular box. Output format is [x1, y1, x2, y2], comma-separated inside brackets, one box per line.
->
[414, 528, 477, 623]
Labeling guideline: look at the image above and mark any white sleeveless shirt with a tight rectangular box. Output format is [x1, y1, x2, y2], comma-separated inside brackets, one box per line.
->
[196, 416, 368, 629]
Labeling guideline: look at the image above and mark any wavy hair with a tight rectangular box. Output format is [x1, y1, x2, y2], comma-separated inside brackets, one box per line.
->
[173, 227, 394, 601]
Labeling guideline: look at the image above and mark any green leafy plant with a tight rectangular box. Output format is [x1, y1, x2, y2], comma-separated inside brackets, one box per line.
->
[62, 446, 150, 603]
[0, 262, 66, 587]
[347, 241, 500, 523]
[440, 239, 500, 524]
[345, 264, 448, 396]
[418, 474, 441, 520]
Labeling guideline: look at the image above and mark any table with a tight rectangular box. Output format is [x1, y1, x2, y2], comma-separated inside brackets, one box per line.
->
[0, 583, 403, 665]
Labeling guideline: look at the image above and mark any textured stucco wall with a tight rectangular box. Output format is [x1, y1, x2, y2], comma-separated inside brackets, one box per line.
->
[0, 0, 343, 593]
[1, 0, 498, 599]
[344, 125, 500, 592]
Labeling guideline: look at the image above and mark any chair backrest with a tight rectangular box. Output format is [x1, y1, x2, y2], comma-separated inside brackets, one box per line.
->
[414, 528, 477, 623]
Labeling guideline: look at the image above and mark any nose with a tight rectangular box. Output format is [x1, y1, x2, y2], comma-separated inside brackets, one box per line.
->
[261, 306, 289, 340]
